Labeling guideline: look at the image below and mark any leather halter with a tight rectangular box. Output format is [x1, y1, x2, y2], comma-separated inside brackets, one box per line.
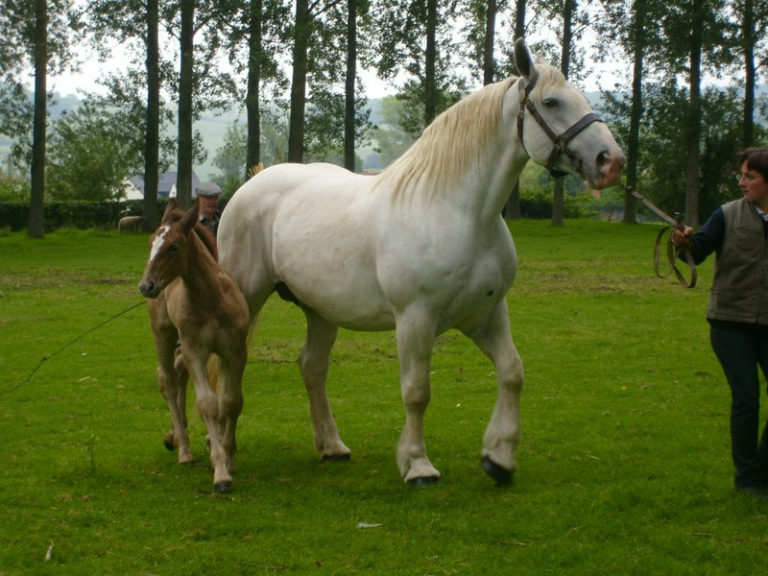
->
[516, 76, 604, 178]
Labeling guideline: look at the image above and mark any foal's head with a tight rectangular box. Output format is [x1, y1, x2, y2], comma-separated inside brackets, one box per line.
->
[138, 199, 214, 299]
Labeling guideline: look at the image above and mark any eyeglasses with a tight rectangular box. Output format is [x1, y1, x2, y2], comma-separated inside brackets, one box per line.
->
[738, 172, 761, 183]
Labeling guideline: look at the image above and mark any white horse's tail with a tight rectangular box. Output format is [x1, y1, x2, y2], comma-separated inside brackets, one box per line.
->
[173, 348, 221, 393]
[207, 354, 219, 392]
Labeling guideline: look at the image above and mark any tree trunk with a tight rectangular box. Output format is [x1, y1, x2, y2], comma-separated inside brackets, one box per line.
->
[685, 0, 703, 228]
[344, 0, 357, 171]
[28, 0, 47, 238]
[504, 0, 526, 220]
[424, 0, 438, 126]
[552, 0, 575, 227]
[288, 0, 310, 163]
[742, 0, 755, 147]
[176, 0, 195, 208]
[483, 0, 496, 86]
[514, 0, 526, 40]
[143, 0, 160, 231]
[622, 0, 645, 224]
[246, 0, 263, 177]
[552, 179, 565, 226]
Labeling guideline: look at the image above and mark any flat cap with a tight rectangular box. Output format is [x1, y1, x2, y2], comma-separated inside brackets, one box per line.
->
[195, 181, 222, 197]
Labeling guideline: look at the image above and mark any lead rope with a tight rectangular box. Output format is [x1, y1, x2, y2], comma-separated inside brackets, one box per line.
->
[626, 185, 697, 289]
[653, 220, 698, 288]
[3, 300, 146, 396]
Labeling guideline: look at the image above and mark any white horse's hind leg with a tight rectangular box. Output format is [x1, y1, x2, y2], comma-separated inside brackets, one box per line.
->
[395, 307, 440, 484]
[298, 309, 351, 460]
[464, 300, 523, 485]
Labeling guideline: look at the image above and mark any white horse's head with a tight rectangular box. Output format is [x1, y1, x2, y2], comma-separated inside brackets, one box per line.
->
[513, 39, 624, 189]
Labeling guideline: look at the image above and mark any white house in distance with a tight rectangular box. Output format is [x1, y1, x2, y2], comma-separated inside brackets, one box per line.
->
[120, 178, 144, 201]
[121, 172, 211, 200]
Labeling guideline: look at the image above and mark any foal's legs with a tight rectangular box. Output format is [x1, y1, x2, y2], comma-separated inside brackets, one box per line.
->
[463, 300, 523, 485]
[213, 352, 245, 479]
[395, 306, 440, 484]
[298, 308, 351, 460]
[182, 345, 235, 492]
[163, 348, 191, 458]
[154, 330, 194, 464]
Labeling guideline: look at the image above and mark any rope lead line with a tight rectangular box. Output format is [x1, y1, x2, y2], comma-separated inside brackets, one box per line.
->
[625, 185, 697, 289]
[4, 300, 146, 396]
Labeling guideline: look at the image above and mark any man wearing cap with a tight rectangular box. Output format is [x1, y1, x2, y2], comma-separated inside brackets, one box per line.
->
[195, 181, 222, 236]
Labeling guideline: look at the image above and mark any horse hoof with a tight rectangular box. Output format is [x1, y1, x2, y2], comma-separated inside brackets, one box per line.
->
[164, 433, 175, 452]
[482, 456, 513, 486]
[321, 453, 351, 463]
[407, 475, 440, 487]
[178, 453, 194, 465]
[214, 481, 233, 493]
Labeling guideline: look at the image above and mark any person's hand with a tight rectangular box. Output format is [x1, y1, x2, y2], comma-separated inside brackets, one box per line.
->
[671, 226, 693, 247]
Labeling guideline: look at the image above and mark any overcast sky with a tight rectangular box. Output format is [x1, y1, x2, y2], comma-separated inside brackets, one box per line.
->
[45, 28, 625, 101]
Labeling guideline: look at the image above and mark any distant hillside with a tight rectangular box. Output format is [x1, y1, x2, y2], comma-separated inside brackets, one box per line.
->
[193, 99, 389, 178]
[39, 95, 388, 180]
[193, 107, 244, 180]
[3, 84, 766, 181]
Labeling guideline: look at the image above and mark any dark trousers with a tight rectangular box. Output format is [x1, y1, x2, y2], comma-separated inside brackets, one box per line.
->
[710, 320, 768, 488]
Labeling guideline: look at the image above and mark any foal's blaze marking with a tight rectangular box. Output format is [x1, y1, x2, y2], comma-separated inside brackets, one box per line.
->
[149, 225, 171, 263]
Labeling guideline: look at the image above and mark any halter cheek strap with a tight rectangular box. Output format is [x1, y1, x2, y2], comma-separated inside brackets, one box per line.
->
[516, 77, 604, 177]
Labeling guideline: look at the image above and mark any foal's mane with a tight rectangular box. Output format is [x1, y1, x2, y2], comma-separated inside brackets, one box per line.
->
[375, 76, 518, 203]
[164, 206, 218, 261]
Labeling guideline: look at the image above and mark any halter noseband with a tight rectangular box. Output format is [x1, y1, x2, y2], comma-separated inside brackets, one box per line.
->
[516, 76, 604, 178]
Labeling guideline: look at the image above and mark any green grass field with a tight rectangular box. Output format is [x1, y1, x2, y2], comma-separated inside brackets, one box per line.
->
[1, 220, 766, 575]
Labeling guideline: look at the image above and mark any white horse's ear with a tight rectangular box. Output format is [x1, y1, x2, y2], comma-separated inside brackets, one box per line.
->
[514, 39, 535, 82]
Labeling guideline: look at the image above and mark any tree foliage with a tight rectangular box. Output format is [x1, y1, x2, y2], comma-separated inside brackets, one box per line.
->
[0, 0, 79, 236]
[47, 100, 144, 201]
[0, 0, 766, 231]
[374, 0, 469, 134]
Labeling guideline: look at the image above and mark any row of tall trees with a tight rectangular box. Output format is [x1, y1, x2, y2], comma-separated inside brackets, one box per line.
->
[1, 0, 767, 236]
[600, 0, 768, 226]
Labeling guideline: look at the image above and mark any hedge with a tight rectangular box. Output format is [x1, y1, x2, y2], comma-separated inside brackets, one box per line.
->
[1, 194, 582, 233]
[1, 200, 153, 232]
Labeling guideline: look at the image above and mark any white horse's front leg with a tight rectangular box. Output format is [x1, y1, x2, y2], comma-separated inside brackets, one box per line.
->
[464, 300, 523, 485]
[395, 307, 440, 484]
[298, 309, 351, 460]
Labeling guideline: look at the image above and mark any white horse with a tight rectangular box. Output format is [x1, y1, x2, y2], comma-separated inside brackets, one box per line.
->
[217, 40, 624, 485]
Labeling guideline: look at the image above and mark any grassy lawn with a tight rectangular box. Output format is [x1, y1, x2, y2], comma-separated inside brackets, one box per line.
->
[1, 220, 766, 575]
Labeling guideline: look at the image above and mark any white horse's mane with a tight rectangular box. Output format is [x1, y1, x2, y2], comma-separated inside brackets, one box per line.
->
[374, 78, 515, 203]
[374, 61, 565, 200]
[375, 62, 566, 204]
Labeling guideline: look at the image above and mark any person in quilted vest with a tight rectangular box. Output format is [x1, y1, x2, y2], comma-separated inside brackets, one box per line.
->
[673, 147, 768, 497]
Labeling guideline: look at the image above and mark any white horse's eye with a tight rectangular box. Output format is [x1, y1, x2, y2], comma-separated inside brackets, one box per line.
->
[543, 98, 559, 109]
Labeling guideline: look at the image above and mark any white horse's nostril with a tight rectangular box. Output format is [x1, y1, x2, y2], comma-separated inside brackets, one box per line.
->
[596, 149, 625, 179]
